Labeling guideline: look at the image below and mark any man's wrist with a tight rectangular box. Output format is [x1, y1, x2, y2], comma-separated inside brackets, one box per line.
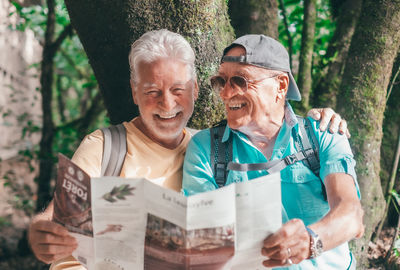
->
[306, 227, 324, 259]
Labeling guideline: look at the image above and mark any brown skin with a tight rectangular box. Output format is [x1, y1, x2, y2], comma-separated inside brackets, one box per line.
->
[28, 201, 78, 264]
[219, 46, 363, 267]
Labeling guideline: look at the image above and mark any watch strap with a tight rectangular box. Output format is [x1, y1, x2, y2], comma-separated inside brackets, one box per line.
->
[306, 227, 323, 259]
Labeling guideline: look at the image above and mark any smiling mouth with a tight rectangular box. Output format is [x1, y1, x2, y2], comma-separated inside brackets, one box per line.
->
[155, 112, 182, 120]
[228, 102, 247, 111]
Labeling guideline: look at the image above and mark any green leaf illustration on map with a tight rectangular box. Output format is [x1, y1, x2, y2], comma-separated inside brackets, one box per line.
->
[102, 184, 135, 203]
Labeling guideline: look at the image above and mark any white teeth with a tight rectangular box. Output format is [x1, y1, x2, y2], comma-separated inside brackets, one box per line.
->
[158, 112, 178, 119]
[228, 102, 246, 110]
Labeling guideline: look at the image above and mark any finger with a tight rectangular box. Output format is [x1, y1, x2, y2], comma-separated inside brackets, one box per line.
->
[36, 242, 77, 255]
[262, 258, 290, 268]
[346, 129, 351, 139]
[262, 246, 288, 261]
[338, 119, 351, 138]
[307, 108, 322, 120]
[34, 242, 78, 264]
[32, 220, 70, 236]
[328, 114, 341, 134]
[318, 108, 335, 132]
[263, 219, 305, 248]
[37, 249, 76, 264]
[34, 231, 77, 246]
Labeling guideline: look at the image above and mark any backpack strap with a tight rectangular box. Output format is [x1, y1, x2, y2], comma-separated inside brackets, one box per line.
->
[295, 116, 320, 177]
[210, 120, 232, 188]
[227, 116, 327, 200]
[100, 124, 127, 176]
[295, 116, 326, 200]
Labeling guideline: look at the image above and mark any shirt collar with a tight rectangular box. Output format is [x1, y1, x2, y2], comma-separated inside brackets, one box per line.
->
[284, 101, 298, 128]
[221, 102, 300, 159]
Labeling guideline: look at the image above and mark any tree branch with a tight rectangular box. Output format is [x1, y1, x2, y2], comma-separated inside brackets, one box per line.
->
[387, 65, 400, 102]
[55, 92, 104, 137]
[278, 0, 293, 68]
[50, 24, 73, 54]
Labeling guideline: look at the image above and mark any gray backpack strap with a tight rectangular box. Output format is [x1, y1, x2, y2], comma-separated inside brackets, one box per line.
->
[100, 124, 127, 176]
[210, 120, 232, 188]
[227, 150, 314, 174]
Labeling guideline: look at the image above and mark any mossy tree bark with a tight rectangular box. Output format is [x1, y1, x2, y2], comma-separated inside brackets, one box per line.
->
[313, 0, 362, 108]
[228, 0, 278, 39]
[337, 0, 400, 267]
[64, 0, 234, 129]
[297, 0, 316, 112]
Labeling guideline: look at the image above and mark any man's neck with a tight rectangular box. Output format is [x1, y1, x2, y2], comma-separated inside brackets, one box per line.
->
[237, 110, 284, 160]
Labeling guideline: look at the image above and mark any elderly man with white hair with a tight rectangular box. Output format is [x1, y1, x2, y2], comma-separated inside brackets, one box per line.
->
[28, 29, 350, 269]
[182, 35, 364, 269]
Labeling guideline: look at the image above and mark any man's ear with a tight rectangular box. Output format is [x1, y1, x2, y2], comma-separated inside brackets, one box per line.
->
[277, 74, 289, 99]
[131, 80, 138, 105]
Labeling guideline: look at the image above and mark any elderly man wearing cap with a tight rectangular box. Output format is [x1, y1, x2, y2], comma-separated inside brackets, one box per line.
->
[182, 35, 364, 269]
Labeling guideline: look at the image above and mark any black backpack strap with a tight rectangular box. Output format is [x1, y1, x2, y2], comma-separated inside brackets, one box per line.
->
[100, 124, 127, 176]
[296, 116, 320, 177]
[210, 120, 232, 188]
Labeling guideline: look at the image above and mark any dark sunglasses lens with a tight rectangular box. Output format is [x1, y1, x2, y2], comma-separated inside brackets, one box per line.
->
[231, 76, 247, 90]
[210, 76, 226, 91]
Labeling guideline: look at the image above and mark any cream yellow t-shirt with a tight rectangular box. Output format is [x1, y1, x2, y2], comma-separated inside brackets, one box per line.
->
[50, 118, 192, 270]
[71, 117, 191, 191]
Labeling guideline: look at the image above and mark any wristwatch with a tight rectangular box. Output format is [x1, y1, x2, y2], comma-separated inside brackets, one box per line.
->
[306, 227, 323, 258]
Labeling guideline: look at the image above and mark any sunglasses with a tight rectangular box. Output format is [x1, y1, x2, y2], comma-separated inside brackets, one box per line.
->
[210, 74, 279, 93]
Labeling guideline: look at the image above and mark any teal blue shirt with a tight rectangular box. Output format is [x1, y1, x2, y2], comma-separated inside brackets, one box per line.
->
[182, 103, 359, 270]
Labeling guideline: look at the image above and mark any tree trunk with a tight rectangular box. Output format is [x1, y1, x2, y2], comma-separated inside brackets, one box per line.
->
[36, 0, 56, 211]
[36, 2, 73, 210]
[277, 0, 294, 68]
[313, 0, 362, 108]
[297, 0, 316, 111]
[228, 0, 278, 39]
[337, 0, 400, 267]
[64, 0, 234, 128]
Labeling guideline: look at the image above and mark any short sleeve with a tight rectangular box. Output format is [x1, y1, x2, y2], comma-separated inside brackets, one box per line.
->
[181, 129, 218, 196]
[308, 117, 360, 198]
[71, 129, 103, 178]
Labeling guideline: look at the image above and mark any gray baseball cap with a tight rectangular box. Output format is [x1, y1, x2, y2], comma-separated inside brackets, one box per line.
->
[221, 34, 301, 101]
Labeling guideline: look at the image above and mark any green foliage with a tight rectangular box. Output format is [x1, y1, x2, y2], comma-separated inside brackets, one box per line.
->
[2, 169, 35, 217]
[4, 0, 107, 213]
[0, 215, 12, 229]
[278, 0, 335, 76]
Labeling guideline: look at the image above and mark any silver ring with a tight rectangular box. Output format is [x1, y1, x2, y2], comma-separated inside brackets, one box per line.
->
[287, 247, 292, 257]
[286, 258, 293, 265]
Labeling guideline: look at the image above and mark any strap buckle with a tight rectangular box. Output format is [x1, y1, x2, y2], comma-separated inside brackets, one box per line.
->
[215, 162, 227, 187]
[284, 155, 297, 165]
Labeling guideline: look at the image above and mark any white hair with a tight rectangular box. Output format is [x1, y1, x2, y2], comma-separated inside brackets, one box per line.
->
[129, 29, 196, 84]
